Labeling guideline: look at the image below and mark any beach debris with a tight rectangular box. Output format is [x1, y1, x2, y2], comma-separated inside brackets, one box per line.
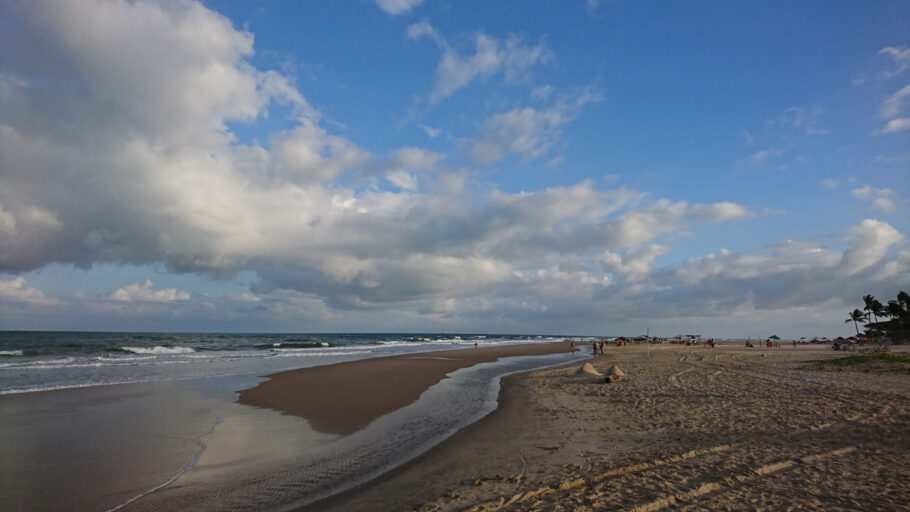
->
[573, 362, 605, 382]
[604, 364, 626, 383]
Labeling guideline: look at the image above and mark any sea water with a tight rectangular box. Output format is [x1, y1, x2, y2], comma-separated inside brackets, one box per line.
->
[0, 331, 599, 394]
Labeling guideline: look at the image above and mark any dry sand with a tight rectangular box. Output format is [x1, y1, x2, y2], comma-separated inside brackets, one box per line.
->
[307, 344, 910, 511]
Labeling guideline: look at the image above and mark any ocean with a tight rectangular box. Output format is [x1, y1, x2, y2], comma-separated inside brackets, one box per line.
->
[0, 331, 597, 394]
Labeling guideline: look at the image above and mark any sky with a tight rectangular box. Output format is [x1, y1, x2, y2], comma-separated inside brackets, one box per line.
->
[0, 0, 908, 337]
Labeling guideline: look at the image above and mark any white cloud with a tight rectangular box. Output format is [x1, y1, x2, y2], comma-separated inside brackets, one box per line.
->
[545, 155, 564, 167]
[767, 106, 827, 135]
[385, 170, 419, 191]
[601, 244, 671, 281]
[820, 179, 839, 188]
[738, 148, 784, 168]
[878, 117, 910, 133]
[4, 1, 906, 335]
[851, 186, 897, 213]
[375, 147, 442, 188]
[881, 83, 910, 119]
[879, 45, 910, 77]
[407, 21, 552, 102]
[600, 200, 751, 247]
[110, 280, 190, 302]
[469, 88, 601, 164]
[874, 154, 909, 164]
[270, 124, 371, 184]
[841, 219, 902, 275]
[531, 84, 554, 99]
[419, 124, 442, 138]
[384, 147, 444, 172]
[874, 45, 910, 134]
[406, 19, 445, 47]
[0, 276, 59, 305]
[374, 0, 423, 16]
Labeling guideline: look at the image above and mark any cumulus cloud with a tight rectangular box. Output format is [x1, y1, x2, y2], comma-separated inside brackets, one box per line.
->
[110, 280, 190, 302]
[0, 276, 59, 305]
[851, 186, 897, 213]
[841, 219, 903, 275]
[601, 244, 671, 281]
[407, 20, 552, 101]
[0, 0, 753, 318]
[647, 220, 907, 320]
[4, 1, 905, 334]
[383, 147, 444, 172]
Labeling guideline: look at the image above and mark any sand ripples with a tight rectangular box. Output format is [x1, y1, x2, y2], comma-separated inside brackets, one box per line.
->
[406, 346, 910, 512]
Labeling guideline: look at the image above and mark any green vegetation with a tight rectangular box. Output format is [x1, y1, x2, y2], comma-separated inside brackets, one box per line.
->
[802, 353, 910, 375]
[844, 291, 910, 343]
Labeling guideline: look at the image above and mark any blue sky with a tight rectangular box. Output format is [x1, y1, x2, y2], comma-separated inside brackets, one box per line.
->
[1, 0, 907, 337]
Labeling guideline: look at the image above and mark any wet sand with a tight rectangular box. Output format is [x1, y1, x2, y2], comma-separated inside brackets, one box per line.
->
[307, 344, 910, 511]
[1, 342, 578, 512]
[237, 341, 574, 435]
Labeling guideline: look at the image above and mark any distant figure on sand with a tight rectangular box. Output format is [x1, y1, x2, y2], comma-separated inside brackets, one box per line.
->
[592, 343, 598, 355]
[599, 341, 605, 354]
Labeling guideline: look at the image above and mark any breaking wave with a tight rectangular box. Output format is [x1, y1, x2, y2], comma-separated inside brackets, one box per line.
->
[120, 346, 196, 355]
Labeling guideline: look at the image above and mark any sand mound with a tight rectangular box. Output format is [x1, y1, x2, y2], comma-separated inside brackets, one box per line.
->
[573, 363, 605, 382]
[605, 364, 626, 383]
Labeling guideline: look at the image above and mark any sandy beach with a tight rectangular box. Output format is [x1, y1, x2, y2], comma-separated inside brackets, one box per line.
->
[306, 343, 910, 511]
[4, 342, 909, 511]
[238, 342, 575, 435]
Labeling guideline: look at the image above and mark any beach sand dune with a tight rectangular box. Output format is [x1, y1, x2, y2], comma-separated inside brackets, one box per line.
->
[310, 344, 910, 511]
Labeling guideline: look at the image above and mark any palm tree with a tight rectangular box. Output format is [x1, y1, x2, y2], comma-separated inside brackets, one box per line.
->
[863, 294, 879, 323]
[845, 308, 865, 335]
[898, 291, 910, 313]
[888, 300, 902, 320]
[872, 299, 886, 322]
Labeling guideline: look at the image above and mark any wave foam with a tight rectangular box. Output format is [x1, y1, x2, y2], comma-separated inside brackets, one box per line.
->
[120, 346, 196, 355]
[0, 350, 24, 356]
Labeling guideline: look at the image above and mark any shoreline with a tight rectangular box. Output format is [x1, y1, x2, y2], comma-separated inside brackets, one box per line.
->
[106, 342, 587, 511]
[296, 367, 546, 512]
[236, 341, 575, 435]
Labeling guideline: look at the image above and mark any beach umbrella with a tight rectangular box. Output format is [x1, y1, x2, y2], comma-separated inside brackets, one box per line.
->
[768, 335, 781, 340]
